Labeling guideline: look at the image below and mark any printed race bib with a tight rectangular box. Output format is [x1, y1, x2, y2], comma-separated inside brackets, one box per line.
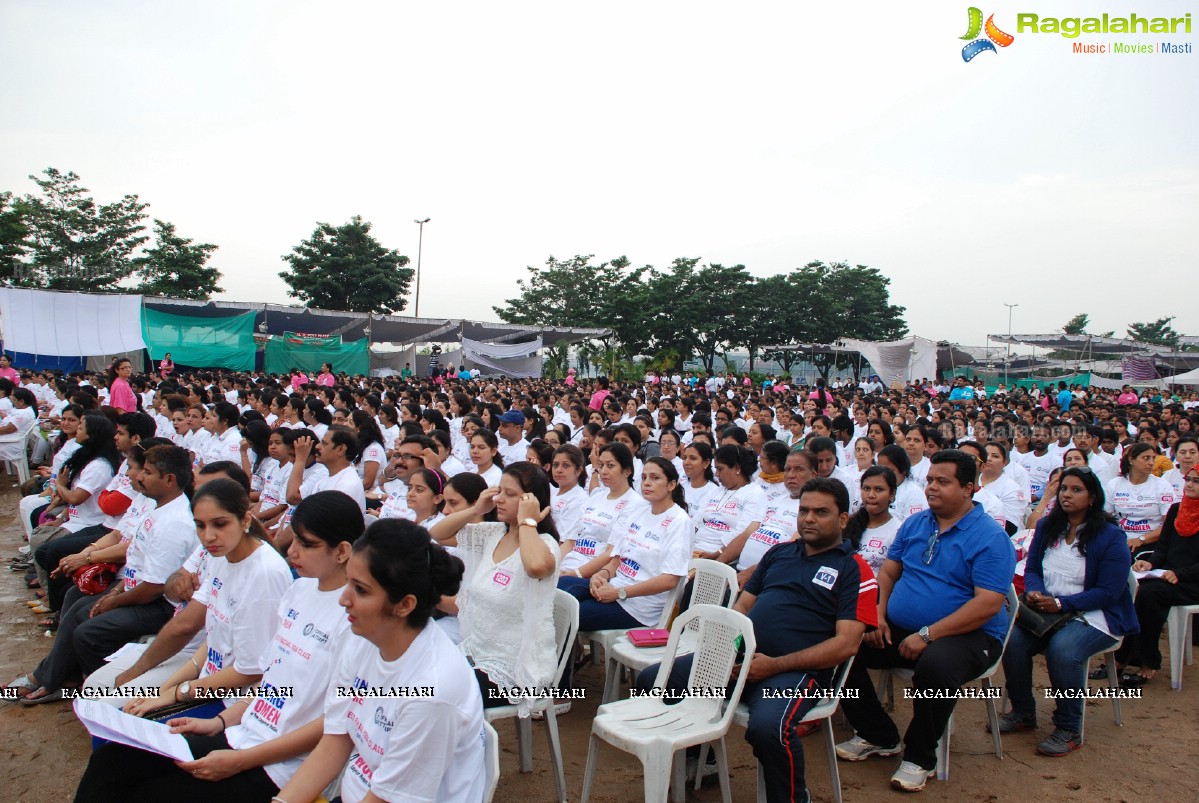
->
[813, 566, 839, 590]
[492, 568, 513, 587]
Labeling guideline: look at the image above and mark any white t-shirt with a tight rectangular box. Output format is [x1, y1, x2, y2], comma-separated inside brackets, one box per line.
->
[194, 543, 294, 679]
[325, 627, 485, 803]
[683, 479, 721, 539]
[114, 493, 157, 543]
[856, 517, 902, 573]
[314, 464, 367, 513]
[1162, 467, 1187, 499]
[550, 484, 589, 541]
[737, 493, 800, 571]
[227, 578, 352, 787]
[498, 437, 530, 467]
[561, 487, 650, 574]
[379, 479, 416, 521]
[202, 427, 242, 467]
[1, 404, 35, 435]
[979, 474, 1025, 529]
[610, 504, 692, 626]
[380, 424, 400, 452]
[356, 442, 387, 485]
[122, 494, 197, 591]
[48, 439, 82, 484]
[908, 457, 930, 488]
[258, 460, 293, 512]
[694, 483, 768, 553]
[63, 458, 116, 533]
[891, 480, 928, 522]
[1103, 475, 1175, 538]
[475, 463, 502, 487]
[1014, 450, 1058, 500]
[1088, 451, 1119, 485]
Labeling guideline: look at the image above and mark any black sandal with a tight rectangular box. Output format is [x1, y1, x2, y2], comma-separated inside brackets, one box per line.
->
[1088, 666, 1109, 680]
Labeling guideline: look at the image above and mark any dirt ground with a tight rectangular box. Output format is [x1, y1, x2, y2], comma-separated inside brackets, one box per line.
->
[2, 478, 1197, 803]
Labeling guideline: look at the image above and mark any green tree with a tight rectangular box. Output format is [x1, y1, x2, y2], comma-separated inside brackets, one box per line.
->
[1128, 317, 1181, 349]
[135, 220, 222, 300]
[494, 254, 650, 366]
[1063, 313, 1089, 335]
[19, 168, 149, 290]
[279, 216, 412, 314]
[0, 191, 29, 285]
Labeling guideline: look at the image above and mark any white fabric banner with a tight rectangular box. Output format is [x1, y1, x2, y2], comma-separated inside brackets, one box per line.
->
[459, 336, 543, 359]
[0, 289, 146, 357]
[841, 337, 939, 387]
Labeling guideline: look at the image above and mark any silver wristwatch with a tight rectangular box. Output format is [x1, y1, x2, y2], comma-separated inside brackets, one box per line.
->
[918, 626, 933, 644]
[617, 588, 627, 601]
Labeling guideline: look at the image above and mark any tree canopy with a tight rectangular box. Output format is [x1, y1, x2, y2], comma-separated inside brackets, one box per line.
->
[494, 255, 908, 375]
[1, 168, 222, 299]
[279, 216, 412, 314]
[1128, 317, 1181, 349]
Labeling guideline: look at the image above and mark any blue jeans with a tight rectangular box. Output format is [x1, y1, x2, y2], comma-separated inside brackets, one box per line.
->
[559, 575, 646, 630]
[1002, 618, 1116, 733]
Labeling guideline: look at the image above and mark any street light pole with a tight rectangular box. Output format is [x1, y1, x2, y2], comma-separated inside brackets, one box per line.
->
[1003, 302, 1019, 385]
[413, 218, 430, 317]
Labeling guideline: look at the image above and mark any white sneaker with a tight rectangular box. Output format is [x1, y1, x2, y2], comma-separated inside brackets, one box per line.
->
[890, 761, 933, 792]
[835, 735, 902, 761]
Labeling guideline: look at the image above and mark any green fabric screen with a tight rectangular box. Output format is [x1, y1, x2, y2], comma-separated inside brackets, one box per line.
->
[265, 336, 369, 376]
[142, 308, 257, 371]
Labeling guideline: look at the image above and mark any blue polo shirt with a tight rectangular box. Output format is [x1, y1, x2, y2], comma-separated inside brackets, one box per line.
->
[1057, 389, 1073, 411]
[885, 504, 1015, 642]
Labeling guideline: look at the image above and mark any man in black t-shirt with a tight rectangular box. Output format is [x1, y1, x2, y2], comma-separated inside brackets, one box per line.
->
[636, 477, 877, 802]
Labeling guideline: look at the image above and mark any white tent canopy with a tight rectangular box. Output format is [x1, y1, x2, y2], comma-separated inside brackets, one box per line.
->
[1165, 366, 1199, 386]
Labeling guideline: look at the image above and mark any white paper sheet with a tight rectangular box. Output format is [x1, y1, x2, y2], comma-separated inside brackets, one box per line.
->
[103, 642, 148, 663]
[1134, 569, 1168, 580]
[73, 698, 194, 762]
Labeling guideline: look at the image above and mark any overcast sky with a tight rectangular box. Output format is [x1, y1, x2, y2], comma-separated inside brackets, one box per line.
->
[2, 0, 1195, 349]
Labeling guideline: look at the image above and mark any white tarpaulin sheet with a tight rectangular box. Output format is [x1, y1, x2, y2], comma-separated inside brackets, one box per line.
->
[0, 289, 146, 357]
[460, 336, 543, 378]
[841, 337, 939, 386]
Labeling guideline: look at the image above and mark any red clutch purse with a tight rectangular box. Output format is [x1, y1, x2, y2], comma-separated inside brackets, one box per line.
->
[626, 628, 670, 648]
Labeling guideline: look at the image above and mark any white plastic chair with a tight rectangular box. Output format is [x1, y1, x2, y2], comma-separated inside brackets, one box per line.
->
[578, 573, 686, 673]
[601, 558, 739, 702]
[874, 585, 1018, 781]
[483, 721, 500, 803]
[579, 604, 756, 803]
[1081, 571, 1138, 736]
[0, 417, 38, 485]
[705, 656, 856, 803]
[483, 589, 578, 803]
[1167, 604, 1199, 690]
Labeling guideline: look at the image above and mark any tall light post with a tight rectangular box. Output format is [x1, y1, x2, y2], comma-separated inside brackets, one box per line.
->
[1003, 302, 1019, 385]
[413, 218, 431, 317]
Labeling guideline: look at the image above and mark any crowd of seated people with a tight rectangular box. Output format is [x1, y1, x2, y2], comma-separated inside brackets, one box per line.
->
[2, 361, 1197, 800]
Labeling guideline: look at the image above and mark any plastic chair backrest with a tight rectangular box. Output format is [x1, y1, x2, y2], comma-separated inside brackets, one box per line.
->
[483, 721, 500, 803]
[652, 603, 756, 722]
[551, 589, 581, 686]
[653, 575, 688, 628]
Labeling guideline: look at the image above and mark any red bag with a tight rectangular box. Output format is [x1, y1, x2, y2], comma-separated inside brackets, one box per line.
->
[626, 628, 670, 648]
[73, 563, 120, 595]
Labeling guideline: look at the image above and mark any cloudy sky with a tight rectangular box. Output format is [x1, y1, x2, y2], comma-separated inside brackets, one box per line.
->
[2, 0, 1195, 349]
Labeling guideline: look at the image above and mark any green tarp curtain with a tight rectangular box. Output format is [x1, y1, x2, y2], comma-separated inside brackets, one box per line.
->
[265, 336, 368, 376]
[142, 308, 257, 371]
[948, 368, 1093, 394]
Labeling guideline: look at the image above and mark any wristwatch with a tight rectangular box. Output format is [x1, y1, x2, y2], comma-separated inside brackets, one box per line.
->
[176, 681, 191, 702]
[521, 518, 539, 528]
[918, 626, 933, 644]
[617, 588, 627, 601]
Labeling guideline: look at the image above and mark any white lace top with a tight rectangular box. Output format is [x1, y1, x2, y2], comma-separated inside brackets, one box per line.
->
[456, 522, 559, 715]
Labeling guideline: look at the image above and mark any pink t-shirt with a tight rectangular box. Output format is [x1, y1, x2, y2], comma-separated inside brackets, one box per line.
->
[109, 378, 138, 413]
[0, 367, 19, 383]
[316, 372, 335, 387]
[291, 373, 309, 391]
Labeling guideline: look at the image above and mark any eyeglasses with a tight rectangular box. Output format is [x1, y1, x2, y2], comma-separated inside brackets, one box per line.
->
[923, 523, 941, 565]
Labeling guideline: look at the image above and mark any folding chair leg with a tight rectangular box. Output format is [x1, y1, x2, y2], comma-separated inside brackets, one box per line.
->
[580, 734, 601, 803]
[1106, 650, 1123, 726]
[514, 716, 533, 772]
[711, 737, 732, 803]
[1169, 608, 1188, 689]
[543, 708, 567, 803]
[935, 714, 952, 781]
[823, 719, 844, 803]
